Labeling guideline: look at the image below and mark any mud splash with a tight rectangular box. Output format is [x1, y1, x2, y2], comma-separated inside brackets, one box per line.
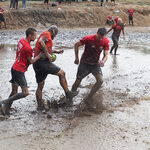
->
[0, 28, 150, 150]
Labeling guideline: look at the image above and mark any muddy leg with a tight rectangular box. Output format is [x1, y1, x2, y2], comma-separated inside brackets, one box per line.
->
[56, 70, 79, 101]
[114, 44, 118, 55]
[132, 19, 134, 26]
[0, 86, 28, 115]
[88, 73, 103, 98]
[56, 70, 69, 93]
[36, 81, 45, 110]
[71, 78, 82, 92]
[8, 84, 18, 108]
[110, 44, 115, 53]
[3, 20, 6, 28]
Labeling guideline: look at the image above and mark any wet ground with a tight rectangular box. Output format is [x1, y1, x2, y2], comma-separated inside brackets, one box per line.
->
[0, 27, 150, 150]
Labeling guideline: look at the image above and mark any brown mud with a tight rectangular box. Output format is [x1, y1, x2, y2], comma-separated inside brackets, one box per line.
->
[1, 1, 150, 29]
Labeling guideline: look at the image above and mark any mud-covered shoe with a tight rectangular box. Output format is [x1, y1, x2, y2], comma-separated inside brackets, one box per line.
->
[66, 91, 79, 101]
[0, 102, 10, 116]
[57, 95, 68, 107]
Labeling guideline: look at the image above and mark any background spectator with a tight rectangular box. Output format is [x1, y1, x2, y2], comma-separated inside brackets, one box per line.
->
[128, 9, 134, 26]
[43, 0, 49, 9]
[22, 0, 26, 9]
[0, 6, 6, 28]
[14, 0, 18, 9]
[10, 0, 14, 9]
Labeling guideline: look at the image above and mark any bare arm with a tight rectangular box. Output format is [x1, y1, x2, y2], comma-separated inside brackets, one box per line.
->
[52, 49, 64, 54]
[27, 52, 43, 64]
[74, 41, 83, 65]
[27, 55, 40, 64]
[100, 50, 109, 67]
[107, 27, 113, 34]
[38, 37, 52, 62]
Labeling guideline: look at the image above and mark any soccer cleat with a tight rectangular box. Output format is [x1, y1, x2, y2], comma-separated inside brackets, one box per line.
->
[0, 102, 10, 116]
[66, 91, 78, 101]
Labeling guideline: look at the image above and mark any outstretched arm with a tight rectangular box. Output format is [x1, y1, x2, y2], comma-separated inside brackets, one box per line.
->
[74, 41, 83, 65]
[38, 37, 52, 62]
[107, 27, 113, 34]
[52, 50, 64, 54]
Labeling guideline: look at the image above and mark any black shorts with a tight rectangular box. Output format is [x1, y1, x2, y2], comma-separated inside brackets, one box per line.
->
[129, 15, 133, 21]
[76, 62, 102, 80]
[112, 34, 119, 45]
[111, 0, 115, 1]
[33, 58, 60, 83]
[0, 14, 5, 22]
[58, 0, 62, 4]
[44, 0, 49, 4]
[9, 68, 27, 87]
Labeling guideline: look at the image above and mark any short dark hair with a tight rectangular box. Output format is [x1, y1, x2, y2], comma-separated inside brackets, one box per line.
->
[26, 28, 36, 37]
[97, 28, 107, 36]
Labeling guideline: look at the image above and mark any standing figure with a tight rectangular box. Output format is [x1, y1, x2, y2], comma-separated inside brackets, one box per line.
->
[107, 18, 125, 55]
[22, 0, 26, 9]
[0, 6, 6, 28]
[33, 25, 78, 110]
[0, 28, 42, 115]
[128, 9, 134, 26]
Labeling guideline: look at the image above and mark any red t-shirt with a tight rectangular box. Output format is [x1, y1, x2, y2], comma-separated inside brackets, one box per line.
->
[80, 34, 109, 65]
[112, 23, 124, 37]
[114, 17, 119, 23]
[128, 9, 134, 16]
[0, 8, 4, 16]
[12, 38, 33, 73]
[107, 16, 112, 20]
[34, 31, 52, 57]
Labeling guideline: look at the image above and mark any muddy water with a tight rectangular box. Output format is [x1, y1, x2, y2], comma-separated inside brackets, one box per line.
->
[0, 28, 150, 150]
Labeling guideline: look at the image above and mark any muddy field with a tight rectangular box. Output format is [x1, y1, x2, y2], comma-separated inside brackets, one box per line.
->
[0, 27, 150, 150]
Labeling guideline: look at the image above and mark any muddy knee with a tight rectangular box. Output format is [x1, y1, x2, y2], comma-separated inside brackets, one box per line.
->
[58, 70, 65, 78]
[23, 91, 29, 97]
[97, 78, 103, 86]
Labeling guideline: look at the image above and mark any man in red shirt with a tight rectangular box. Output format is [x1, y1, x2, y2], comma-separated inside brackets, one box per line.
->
[71, 28, 109, 101]
[107, 18, 125, 55]
[111, 0, 115, 5]
[114, 16, 119, 24]
[106, 15, 113, 25]
[33, 25, 78, 110]
[128, 9, 134, 26]
[0, 6, 6, 28]
[0, 28, 42, 115]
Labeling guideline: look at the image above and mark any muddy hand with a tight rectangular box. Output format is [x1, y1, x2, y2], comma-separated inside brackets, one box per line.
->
[39, 52, 45, 58]
[99, 60, 104, 67]
[74, 58, 79, 65]
[58, 50, 64, 54]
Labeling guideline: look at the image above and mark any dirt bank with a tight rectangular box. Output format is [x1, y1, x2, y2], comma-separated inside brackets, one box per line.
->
[1, 2, 150, 29]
